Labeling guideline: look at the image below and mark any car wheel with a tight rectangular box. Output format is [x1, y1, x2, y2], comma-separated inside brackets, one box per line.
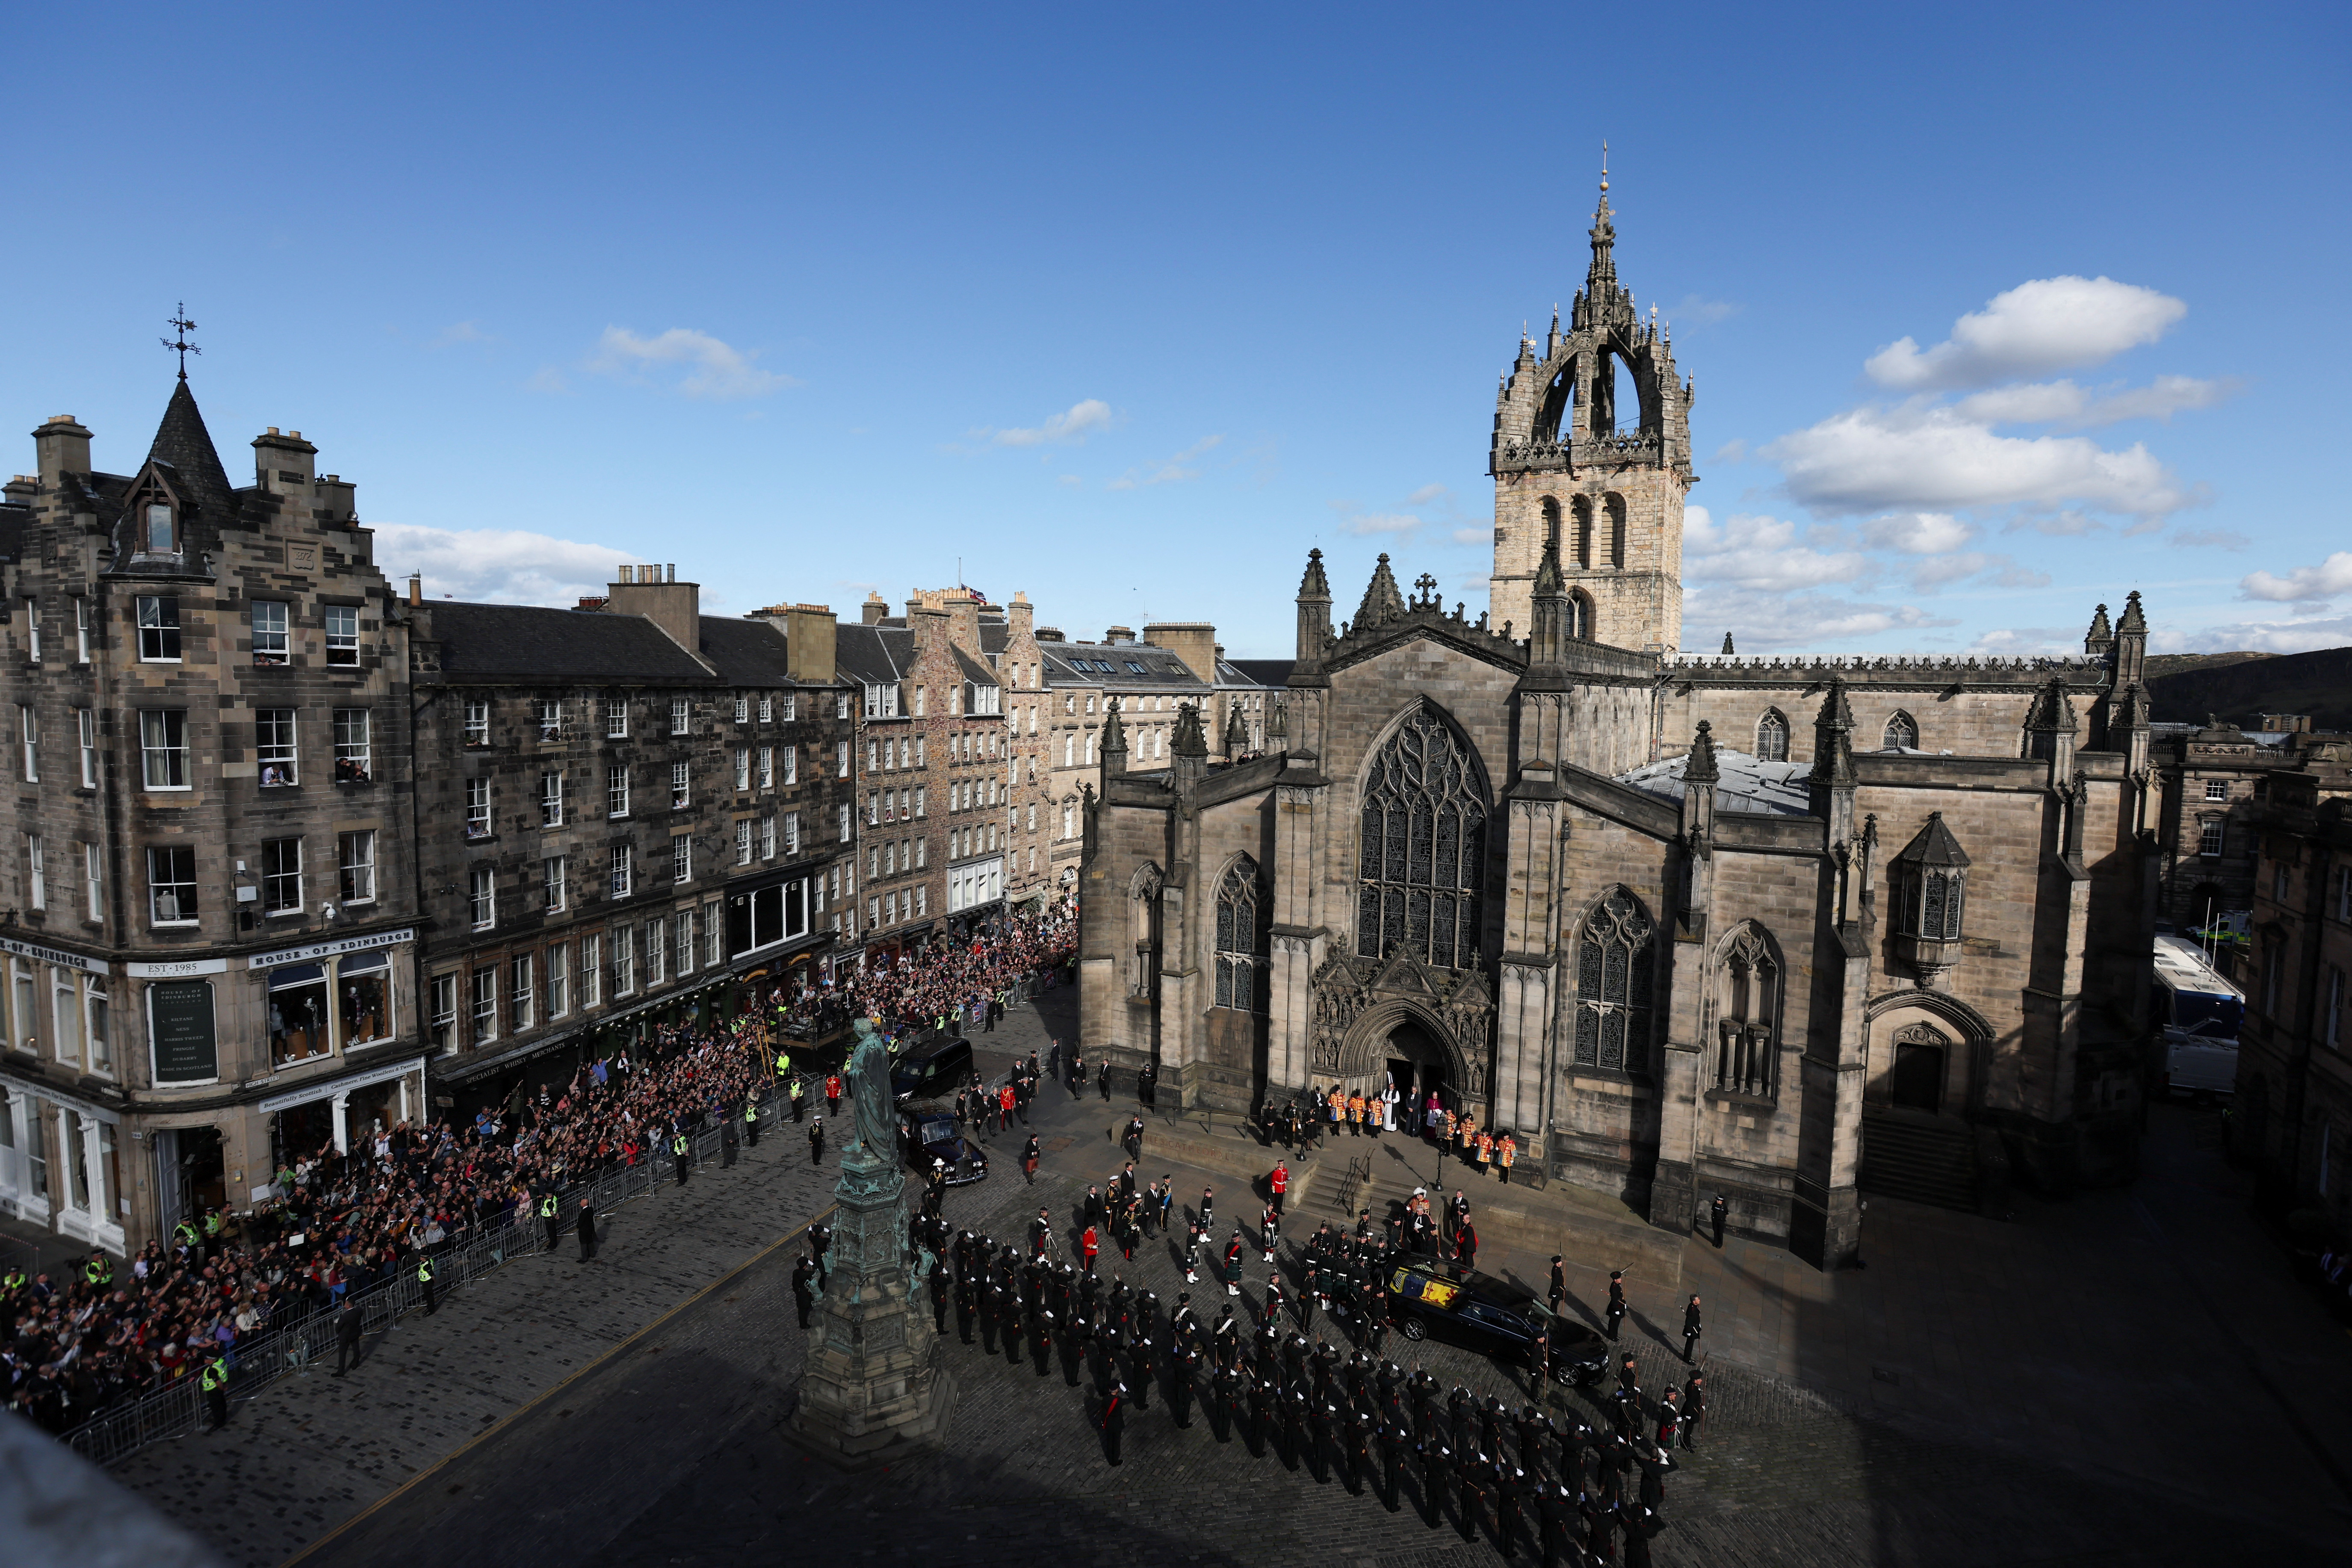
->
[1399, 1316, 1426, 1342]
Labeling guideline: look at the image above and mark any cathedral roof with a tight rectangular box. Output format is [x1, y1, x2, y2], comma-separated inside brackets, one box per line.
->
[1618, 748, 1809, 816]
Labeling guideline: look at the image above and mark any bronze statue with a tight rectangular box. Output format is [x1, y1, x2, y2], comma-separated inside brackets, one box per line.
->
[846, 1016, 896, 1161]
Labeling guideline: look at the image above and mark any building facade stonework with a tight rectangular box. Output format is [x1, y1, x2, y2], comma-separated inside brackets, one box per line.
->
[1083, 186, 2163, 1267]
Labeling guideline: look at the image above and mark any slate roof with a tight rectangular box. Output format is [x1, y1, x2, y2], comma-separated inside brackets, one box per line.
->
[695, 617, 824, 687]
[426, 601, 715, 683]
[1619, 748, 1811, 816]
[951, 646, 1000, 687]
[1042, 640, 1211, 692]
[834, 622, 915, 687]
[1226, 659, 1296, 688]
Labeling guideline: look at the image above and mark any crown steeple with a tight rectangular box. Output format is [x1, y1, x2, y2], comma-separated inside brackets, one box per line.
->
[1587, 142, 1619, 303]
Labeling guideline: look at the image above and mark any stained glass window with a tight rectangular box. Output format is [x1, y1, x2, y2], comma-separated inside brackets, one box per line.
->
[1573, 888, 1655, 1072]
[1214, 856, 1268, 1012]
[1356, 705, 1486, 969]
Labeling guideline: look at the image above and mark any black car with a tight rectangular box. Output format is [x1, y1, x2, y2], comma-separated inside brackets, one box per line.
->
[891, 1036, 974, 1104]
[1384, 1261, 1607, 1384]
[899, 1106, 988, 1185]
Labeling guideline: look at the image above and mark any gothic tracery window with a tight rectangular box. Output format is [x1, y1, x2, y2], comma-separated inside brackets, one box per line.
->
[1882, 711, 1919, 751]
[1356, 704, 1486, 970]
[1574, 888, 1655, 1072]
[1716, 924, 1779, 1098]
[1214, 855, 1268, 1012]
[1755, 709, 1790, 762]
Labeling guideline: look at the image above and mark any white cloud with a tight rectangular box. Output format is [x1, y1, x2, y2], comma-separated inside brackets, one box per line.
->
[1965, 626, 2082, 658]
[1451, 526, 1494, 546]
[1864, 276, 2187, 390]
[1906, 551, 2050, 594]
[1683, 585, 1957, 650]
[2169, 528, 2249, 552]
[2240, 550, 2352, 604]
[369, 523, 633, 608]
[1711, 438, 1748, 464]
[1105, 434, 1223, 490]
[1669, 294, 1740, 327]
[587, 327, 795, 399]
[2152, 614, 2352, 655]
[526, 366, 570, 394]
[1405, 483, 1449, 506]
[1861, 512, 1973, 554]
[1341, 513, 1422, 537]
[431, 321, 492, 348]
[1953, 374, 2237, 428]
[984, 398, 1114, 448]
[1682, 507, 1867, 593]
[1766, 403, 2191, 519]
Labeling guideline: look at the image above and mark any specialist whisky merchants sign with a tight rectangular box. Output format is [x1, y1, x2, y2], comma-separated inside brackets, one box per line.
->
[149, 980, 219, 1084]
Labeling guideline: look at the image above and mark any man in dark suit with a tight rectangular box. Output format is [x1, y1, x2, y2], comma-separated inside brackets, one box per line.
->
[333, 1296, 364, 1376]
[577, 1197, 600, 1261]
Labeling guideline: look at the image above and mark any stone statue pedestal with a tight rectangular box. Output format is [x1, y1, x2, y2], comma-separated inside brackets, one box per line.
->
[787, 1140, 956, 1466]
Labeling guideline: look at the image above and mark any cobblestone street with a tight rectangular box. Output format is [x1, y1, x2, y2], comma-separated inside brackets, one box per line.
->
[113, 994, 2352, 1567]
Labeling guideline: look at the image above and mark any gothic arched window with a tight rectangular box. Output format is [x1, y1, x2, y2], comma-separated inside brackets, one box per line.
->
[1755, 709, 1790, 762]
[1566, 590, 1592, 642]
[1214, 855, 1268, 1013]
[1882, 711, 1919, 751]
[1542, 496, 1562, 552]
[1605, 493, 1628, 568]
[1573, 888, 1654, 1071]
[1716, 924, 1779, 1098]
[1356, 704, 1486, 970]
[1572, 497, 1594, 568]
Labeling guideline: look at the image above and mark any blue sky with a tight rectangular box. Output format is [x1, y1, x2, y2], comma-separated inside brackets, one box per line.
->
[7, 3, 2346, 659]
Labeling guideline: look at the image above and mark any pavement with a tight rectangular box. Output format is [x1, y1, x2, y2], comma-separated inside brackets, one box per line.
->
[92, 989, 2352, 1567]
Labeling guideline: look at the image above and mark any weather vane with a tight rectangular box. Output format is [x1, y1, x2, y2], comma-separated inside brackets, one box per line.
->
[162, 304, 200, 380]
[1600, 139, 1609, 193]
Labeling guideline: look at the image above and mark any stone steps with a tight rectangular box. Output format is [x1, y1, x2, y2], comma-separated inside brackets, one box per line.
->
[1859, 1112, 1979, 1212]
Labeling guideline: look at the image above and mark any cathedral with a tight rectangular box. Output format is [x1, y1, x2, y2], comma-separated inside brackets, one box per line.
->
[1079, 177, 2159, 1267]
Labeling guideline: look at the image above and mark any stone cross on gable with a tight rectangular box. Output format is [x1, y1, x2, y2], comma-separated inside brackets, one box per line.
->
[1413, 573, 1438, 608]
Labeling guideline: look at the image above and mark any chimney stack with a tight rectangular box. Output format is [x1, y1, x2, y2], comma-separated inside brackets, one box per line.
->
[781, 603, 838, 685]
[32, 415, 91, 491]
[1142, 621, 1217, 683]
[407, 573, 423, 607]
[606, 561, 702, 656]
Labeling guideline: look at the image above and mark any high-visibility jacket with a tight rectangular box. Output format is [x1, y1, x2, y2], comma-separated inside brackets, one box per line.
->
[744, 1104, 758, 1123]
[539, 1195, 558, 1219]
[673, 1134, 690, 1156]
[200, 1360, 228, 1392]
[417, 1258, 436, 1283]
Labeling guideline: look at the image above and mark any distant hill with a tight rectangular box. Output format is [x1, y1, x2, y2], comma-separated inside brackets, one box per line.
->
[2144, 646, 2352, 732]
[2144, 652, 2274, 680]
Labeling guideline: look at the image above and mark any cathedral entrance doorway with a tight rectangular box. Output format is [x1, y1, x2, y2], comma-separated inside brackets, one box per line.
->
[1384, 1019, 1451, 1127]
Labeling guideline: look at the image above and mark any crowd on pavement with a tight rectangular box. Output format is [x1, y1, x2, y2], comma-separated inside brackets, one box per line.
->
[2, 904, 1076, 1440]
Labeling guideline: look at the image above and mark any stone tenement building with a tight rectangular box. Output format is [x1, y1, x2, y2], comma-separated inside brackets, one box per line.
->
[405, 571, 856, 1113]
[2234, 736, 2351, 1225]
[0, 381, 423, 1255]
[1082, 178, 2163, 1267]
[836, 588, 1016, 966]
[1031, 623, 1273, 906]
[0, 376, 860, 1257]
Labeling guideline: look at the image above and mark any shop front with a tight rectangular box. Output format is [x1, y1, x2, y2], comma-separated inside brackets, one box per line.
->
[256, 1052, 427, 1169]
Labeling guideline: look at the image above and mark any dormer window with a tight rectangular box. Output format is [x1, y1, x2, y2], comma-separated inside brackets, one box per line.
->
[145, 502, 175, 555]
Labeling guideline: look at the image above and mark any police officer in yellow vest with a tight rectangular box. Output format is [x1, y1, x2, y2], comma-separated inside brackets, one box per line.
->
[775, 1048, 792, 1080]
[174, 1217, 201, 1258]
[789, 1074, 807, 1123]
[416, 1251, 439, 1316]
[539, 1191, 562, 1250]
[743, 1098, 760, 1149]
[201, 1351, 230, 1430]
[83, 1250, 112, 1291]
[2, 1266, 24, 1299]
[672, 1128, 691, 1187]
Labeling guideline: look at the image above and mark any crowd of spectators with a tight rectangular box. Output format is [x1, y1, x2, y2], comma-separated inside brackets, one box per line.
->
[2, 904, 1076, 1438]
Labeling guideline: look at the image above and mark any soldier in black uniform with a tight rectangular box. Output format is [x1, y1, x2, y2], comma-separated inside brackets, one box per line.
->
[1605, 1269, 1626, 1340]
[928, 1255, 950, 1334]
[953, 1270, 978, 1343]
[1538, 1480, 1575, 1568]
[1496, 1461, 1530, 1557]
[1379, 1413, 1410, 1511]
[1419, 1435, 1453, 1529]
[1243, 1367, 1272, 1454]
[1557, 1414, 1593, 1491]
[1519, 1404, 1551, 1479]
[792, 1255, 818, 1328]
[1374, 1358, 1406, 1420]
[1306, 1391, 1337, 1484]
[1549, 1254, 1568, 1318]
[1212, 1302, 1240, 1369]
[1349, 1404, 1380, 1496]
[1709, 1192, 1729, 1248]
[1447, 1383, 1475, 1452]
[1681, 1293, 1703, 1364]
[1456, 1448, 1489, 1544]
[1281, 1383, 1312, 1470]
[809, 1220, 833, 1286]
[1681, 1370, 1706, 1451]
[1100, 1379, 1128, 1465]
[1128, 1332, 1154, 1409]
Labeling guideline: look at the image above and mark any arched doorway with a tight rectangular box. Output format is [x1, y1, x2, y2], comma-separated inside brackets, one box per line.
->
[1384, 1019, 1451, 1126]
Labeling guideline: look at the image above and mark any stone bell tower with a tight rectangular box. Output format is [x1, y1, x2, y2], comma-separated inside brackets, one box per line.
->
[1488, 158, 1695, 653]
